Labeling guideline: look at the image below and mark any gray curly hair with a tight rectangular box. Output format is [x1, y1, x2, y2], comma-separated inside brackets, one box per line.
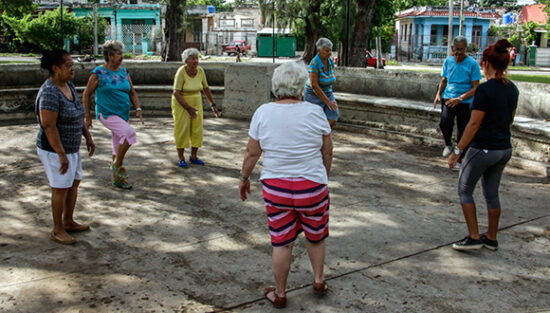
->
[181, 48, 200, 62]
[271, 61, 308, 99]
[103, 39, 124, 62]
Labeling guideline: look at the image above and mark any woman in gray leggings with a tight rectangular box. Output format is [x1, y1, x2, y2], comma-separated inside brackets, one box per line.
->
[448, 39, 519, 251]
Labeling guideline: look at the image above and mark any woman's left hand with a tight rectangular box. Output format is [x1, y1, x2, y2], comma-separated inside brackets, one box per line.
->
[211, 105, 220, 118]
[239, 180, 250, 201]
[445, 98, 461, 108]
[86, 138, 95, 157]
[327, 100, 338, 111]
[136, 110, 144, 125]
[448, 152, 460, 168]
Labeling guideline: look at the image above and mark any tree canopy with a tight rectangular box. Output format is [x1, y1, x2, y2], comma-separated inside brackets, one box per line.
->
[4, 7, 78, 50]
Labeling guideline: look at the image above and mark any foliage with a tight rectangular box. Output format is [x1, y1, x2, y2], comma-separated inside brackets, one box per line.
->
[0, 0, 36, 18]
[394, 0, 447, 11]
[3, 7, 78, 50]
[73, 14, 109, 53]
[523, 21, 539, 46]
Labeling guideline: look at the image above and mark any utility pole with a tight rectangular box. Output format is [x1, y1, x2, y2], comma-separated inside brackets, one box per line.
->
[272, 0, 275, 63]
[93, 3, 98, 55]
[344, 0, 350, 66]
[447, 0, 453, 56]
[60, 0, 64, 49]
[459, 0, 464, 36]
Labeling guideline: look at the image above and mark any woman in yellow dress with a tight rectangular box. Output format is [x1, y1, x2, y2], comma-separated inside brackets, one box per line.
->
[171, 48, 219, 168]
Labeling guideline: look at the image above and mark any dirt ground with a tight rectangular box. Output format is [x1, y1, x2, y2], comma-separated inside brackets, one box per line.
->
[0, 117, 549, 313]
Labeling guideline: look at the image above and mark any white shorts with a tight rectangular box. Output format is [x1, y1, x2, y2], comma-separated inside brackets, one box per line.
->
[37, 147, 82, 189]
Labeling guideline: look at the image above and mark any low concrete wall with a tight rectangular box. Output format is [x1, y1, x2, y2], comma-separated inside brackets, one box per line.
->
[0, 62, 228, 122]
[219, 63, 549, 167]
[333, 67, 550, 120]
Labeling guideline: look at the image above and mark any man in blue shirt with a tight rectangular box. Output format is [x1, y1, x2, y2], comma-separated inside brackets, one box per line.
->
[433, 36, 482, 166]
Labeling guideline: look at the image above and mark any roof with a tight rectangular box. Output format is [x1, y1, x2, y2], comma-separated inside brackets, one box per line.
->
[518, 4, 547, 25]
[397, 6, 500, 19]
[257, 28, 292, 34]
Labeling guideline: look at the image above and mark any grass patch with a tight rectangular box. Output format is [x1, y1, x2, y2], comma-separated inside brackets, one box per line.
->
[509, 66, 547, 71]
[0, 60, 39, 64]
[385, 59, 400, 66]
[508, 74, 550, 84]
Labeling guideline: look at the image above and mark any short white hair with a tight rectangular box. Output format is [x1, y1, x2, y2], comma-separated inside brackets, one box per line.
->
[453, 35, 468, 46]
[271, 61, 308, 99]
[103, 39, 124, 62]
[316, 37, 333, 50]
[181, 48, 200, 61]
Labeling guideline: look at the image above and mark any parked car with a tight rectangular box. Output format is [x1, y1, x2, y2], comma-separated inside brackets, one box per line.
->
[225, 40, 249, 56]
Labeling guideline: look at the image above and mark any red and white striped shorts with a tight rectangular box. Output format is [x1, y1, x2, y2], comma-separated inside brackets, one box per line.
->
[262, 177, 330, 247]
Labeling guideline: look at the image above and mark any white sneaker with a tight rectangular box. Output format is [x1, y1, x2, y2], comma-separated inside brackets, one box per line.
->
[442, 145, 453, 157]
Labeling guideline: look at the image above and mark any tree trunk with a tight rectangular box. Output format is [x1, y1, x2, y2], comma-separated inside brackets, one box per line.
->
[349, 0, 376, 67]
[301, 0, 322, 64]
[163, 0, 186, 62]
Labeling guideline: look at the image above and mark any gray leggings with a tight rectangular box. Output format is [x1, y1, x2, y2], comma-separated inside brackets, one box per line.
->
[458, 147, 512, 209]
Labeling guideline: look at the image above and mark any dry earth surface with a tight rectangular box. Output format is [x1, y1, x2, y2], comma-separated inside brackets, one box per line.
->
[1, 117, 549, 313]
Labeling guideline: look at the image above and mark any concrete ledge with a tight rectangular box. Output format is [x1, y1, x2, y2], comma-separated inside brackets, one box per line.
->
[0, 85, 225, 122]
[334, 92, 550, 166]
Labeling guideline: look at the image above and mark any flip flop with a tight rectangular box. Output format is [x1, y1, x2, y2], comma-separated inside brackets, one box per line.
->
[264, 286, 286, 309]
[313, 281, 328, 296]
[50, 231, 75, 245]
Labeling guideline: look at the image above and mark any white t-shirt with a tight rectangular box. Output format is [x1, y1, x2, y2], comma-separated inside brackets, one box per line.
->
[248, 101, 332, 184]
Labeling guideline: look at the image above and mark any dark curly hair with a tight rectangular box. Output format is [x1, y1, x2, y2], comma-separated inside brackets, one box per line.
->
[481, 39, 513, 82]
[40, 49, 71, 75]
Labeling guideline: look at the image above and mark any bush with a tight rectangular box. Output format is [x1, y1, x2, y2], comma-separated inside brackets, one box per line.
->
[73, 14, 109, 53]
[3, 7, 78, 50]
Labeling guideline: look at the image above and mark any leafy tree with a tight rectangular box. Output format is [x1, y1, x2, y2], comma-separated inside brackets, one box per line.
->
[4, 7, 78, 50]
[163, 0, 187, 61]
[0, 0, 38, 52]
[74, 14, 109, 53]
[522, 21, 539, 46]
[349, 0, 377, 67]
[394, 0, 447, 11]
[0, 0, 36, 18]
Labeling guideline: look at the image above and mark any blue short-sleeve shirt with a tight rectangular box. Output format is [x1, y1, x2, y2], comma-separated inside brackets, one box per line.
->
[441, 56, 482, 103]
[92, 66, 131, 120]
[305, 54, 336, 93]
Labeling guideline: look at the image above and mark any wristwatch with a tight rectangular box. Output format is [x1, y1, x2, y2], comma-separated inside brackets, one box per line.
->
[458, 96, 464, 102]
[136, 107, 142, 111]
[453, 146, 463, 155]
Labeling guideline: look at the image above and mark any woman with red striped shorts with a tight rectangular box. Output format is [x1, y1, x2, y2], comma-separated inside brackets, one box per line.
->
[239, 61, 333, 308]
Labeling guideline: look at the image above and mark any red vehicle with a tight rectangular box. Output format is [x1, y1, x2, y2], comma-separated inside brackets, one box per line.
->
[225, 40, 249, 56]
[333, 50, 386, 68]
[365, 49, 386, 68]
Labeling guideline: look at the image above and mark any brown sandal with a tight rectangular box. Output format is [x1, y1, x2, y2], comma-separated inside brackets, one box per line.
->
[313, 281, 328, 296]
[50, 231, 76, 245]
[63, 223, 90, 232]
[264, 286, 286, 309]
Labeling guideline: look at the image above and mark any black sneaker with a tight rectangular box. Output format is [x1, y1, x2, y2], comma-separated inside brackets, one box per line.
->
[452, 236, 483, 251]
[480, 234, 498, 251]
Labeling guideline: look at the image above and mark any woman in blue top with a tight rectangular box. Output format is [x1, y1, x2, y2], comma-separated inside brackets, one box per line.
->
[448, 40, 519, 251]
[83, 40, 144, 189]
[434, 36, 482, 164]
[304, 38, 338, 128]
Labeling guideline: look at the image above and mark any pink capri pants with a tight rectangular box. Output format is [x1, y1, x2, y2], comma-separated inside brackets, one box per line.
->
[99, 114, 137, 155]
